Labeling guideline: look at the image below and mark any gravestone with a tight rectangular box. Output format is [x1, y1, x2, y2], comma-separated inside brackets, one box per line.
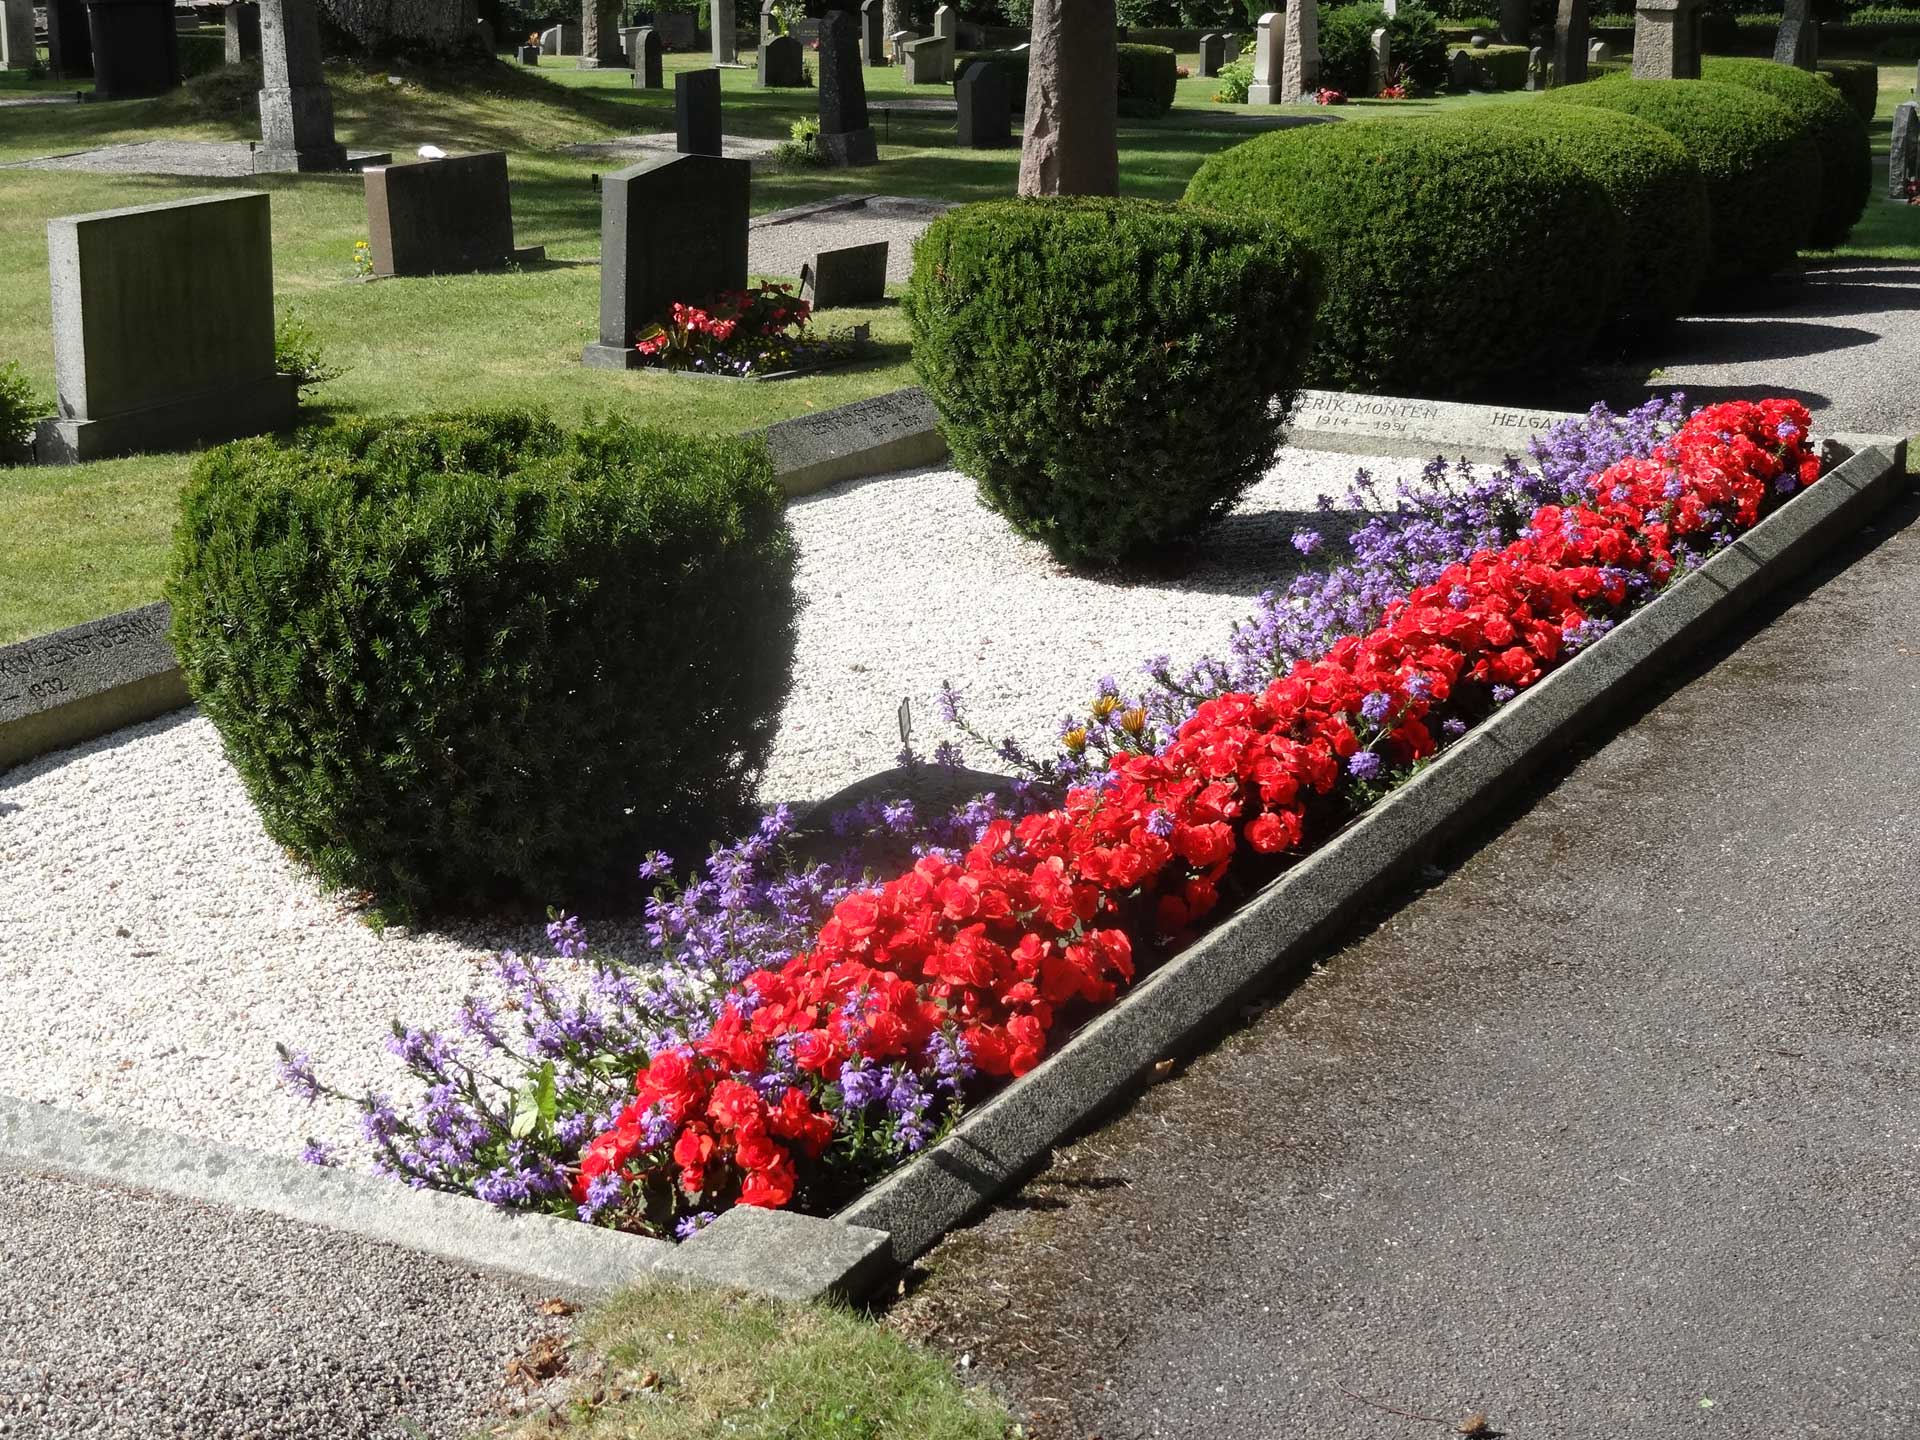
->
[763, 388, 943, 497]
[2, 0, 37, 69]
[861, 0, 883, 63]
[759, 0, 775, 41]
[890, 28, 913, 65]
[1631, 0, 1699, 80]
[711, 0, 735, 63]
[581, 0, 623, 66]
[1369, 27, 1390, 92]
[903, 33, 951, 84]
[1525, 44, 1547, 88]
[628, 25, 662, 87]
[35, 193, 298, 464]
[0, 604, 189, 771]
[817, 11, 877, 165]
[676, 66, 722, 154]
[1554, 0, 1588, 86]
[175, 5, 200, 32]
[540, 20, 580, 53]
[1247, 11, 1281, 104]
[800, 239, 887, 309]
[1286, 389, 1577, 461]
[582, 153, 751, 370]
[1773, 0, 1815, 71]
[363, 152, 544, 277]
[1499, 0, 1528, 45]
[48, 0, 93, 76]
[758, 31, 803, 86]
[956, 58, 1010, 146]
[1448, 46, 1474, 89]
[1199, 32, 1224, 78]
[1891, 101, 1917, 201]
[256, 0, 347, 172]
[932, 2, 955, 44]
[1280, 0, 1319, 102]
[224, 0, 261, 62]
[1588, 37, 1611, 61]
[518, 41, 539, 63]
[86, 0, 181, 100]
[655, 8, 695, 48]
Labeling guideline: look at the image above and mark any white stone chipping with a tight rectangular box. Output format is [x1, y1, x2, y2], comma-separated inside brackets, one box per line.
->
[0, 446, 1458, 1163]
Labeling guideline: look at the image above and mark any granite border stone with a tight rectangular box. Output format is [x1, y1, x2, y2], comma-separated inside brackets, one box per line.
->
[0, 603, 189, 770]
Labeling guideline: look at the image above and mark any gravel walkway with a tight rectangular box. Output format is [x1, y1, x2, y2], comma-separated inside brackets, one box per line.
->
[6, 141, 388, 176]
[889, 490, 1920, 1437]
[0, 1164, 565, 1439]
[747, 194, 951, 285]
[557, 132, 786, 169]
[0, 445, 1437, 1168]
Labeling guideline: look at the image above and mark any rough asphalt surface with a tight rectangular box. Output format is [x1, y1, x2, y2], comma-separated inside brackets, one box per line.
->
[890, 490, 1920, 1438]
[0, 1166, 566, 1439]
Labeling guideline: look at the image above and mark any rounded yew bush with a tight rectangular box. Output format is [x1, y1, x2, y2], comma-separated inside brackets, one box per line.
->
[167, 409, 798, 919]
[1462, 102, 1711, 336]
[1544, 75, 1823, 293]
[1702, 56, 1870, 250]
[904, 196, 1321, 568]
[1183, 119, 1623, 396]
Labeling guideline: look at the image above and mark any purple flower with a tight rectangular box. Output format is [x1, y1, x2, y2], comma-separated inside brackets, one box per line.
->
[1492, 684, 1517, 704]
[1291, 528, 1323, 556]
[1441, 717, 1468, 739]
[275, 1047, 321, 1105]
[673, 1210, 718, 1240]
[546, 912, 588, 960]
[838, 1060, 887, 1110]
[636, 851, 673, 882]
[1359, 691, 1393, 725]
[298, 1139, 337, 1167]
[1347, 751, 1383, 781]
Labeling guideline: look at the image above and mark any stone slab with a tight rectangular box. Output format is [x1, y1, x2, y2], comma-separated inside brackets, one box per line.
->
[0, 604, 188, 771]
[35, 372, 299, 463]
[800, 238, 888, 309]
[1285, 389, 1579, 461]
[761, 386, 945, 497]
[363, 150, 524, 277]
[656, 1205, 893, 1303]
[835, 435, 1908, 1264]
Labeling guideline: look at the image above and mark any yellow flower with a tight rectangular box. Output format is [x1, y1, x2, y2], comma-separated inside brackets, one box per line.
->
[1091, 693, 1119, 719]
[1120, 707, 1147, 735]
[1064, 726, 1088, 754]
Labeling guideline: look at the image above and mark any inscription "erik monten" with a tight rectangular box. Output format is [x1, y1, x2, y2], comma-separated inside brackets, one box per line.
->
[0, 611, 167, 683]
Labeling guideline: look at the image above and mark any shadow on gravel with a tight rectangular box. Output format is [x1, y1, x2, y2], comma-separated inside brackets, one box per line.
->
[1656, 317, 1880, 362]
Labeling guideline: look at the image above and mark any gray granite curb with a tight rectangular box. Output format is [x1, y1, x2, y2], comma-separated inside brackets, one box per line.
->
[835, 434, 1908, 1263]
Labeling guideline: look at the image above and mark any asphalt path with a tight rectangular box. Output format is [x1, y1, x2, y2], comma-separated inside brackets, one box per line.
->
[890, 490, 1920, 1438]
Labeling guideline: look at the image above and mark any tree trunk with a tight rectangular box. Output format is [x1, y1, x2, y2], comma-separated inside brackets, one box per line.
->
[881, 0, 903, 39]
[1017, 0, 1118, 197]
[318, 0, 481, 57]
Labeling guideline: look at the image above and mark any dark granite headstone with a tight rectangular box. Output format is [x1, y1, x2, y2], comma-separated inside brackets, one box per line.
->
[582, 153, 751, 370]
[763, 387, 943, 496]
[1891, 101, 1917, 202]
[1448, 46, 1474, 91]
[0, 604, 189, 771]
[758, 31, 804, 87]
[955, 59, 1009, 148]
[85, 0, 181, 99]
[817, 10, 876, 164]
[860, 0, 883, 64]
[518, 41, 539, 62]
[256, 0, 349, 173]
[48, 0, 94, 76]
[800, 239, 887, 309]
[655, 7, 696, 48]
[224, 1, 261, 62]
[629, 25, 662, 87]
[364, 152, 543, 277]
[1198, 32, 1224, 77]
[1554, 0, 1588, 86]
[676, 67, 723, 155]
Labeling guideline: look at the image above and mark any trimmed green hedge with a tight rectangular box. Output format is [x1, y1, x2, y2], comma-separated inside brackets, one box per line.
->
[905, 198, 1320, 567]
[1316, 2, 1448, 95]
[1463, 103, 1709, 335]
[1117, 42, 1178, 116]
[1703, 57, 1870, 250]
[1460, 42, 1530, 89]
[1544, 75, 1822, 293]
[167, 409, 797, 918]
[1818, 59, 1880, 123]
[1183, 120, 1622, 396]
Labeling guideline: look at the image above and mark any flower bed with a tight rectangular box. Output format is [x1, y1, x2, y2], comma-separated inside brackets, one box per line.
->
[635, 282, 867, 379]
[282, 396, 1823, 1241]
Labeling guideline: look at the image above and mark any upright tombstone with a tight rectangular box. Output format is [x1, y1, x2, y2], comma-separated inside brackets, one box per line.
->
[676, 67, 723, 154]
[1280, 0, 1319, 103]
[860, 0, 883, 63]
[256, 0, 348, 173]
[1631, 0, 1700, 80]
[1773, 0, 1816, 71]
[363, 152, 543, 277]
[654, 7, 695, 47]
[539, 20, 580, 53]
[1891, 101, 1917, 201]
[817, 10, 877, 164]
[85, 0, 182, 100]
[1525, 44, 1547, 88]
[956, 57, 1010, 146]
[224, 0, 261, 62]
[36, 193, 298, 464]
[1198, 32, 1225, 78]
[1368, 26, 1390, 92]
[1247, 11, 1282, 105]
[1589, 37, 1611, 61]
[800, 240, 887, 309]
[580, 0, 623, 67]
[758, 31, 803, 86]
[3, 0, 38, 69]
[47, 0, 94, 77]
[628, 25, 662, 87]
[1499, 0, 1528, 46]
[1448, 46, 1474, 89]
[890, 28, 913, 64]
[759, 0, 776, 42]
[1554, 0, 1588, 86]
[902, 32, 951, 84]
[712, 0, 736, 63]
[932, 2, 955, 45]
[582, 153, 751, 370]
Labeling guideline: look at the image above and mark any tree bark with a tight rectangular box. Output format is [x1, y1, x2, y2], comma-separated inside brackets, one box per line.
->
[318, 0, 481, 57]
[1017, 0, 1118, 197]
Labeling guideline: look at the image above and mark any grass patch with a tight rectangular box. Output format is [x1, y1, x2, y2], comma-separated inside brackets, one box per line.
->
[1802, 65, 1920, 263]
[495, 1282, 1012, 1440]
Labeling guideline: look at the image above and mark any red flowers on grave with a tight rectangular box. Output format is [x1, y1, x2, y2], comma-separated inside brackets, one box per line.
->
[1315, 87, 1348, 104]
[573, 399, 1821, 1235]
[634, 283, 817, 376]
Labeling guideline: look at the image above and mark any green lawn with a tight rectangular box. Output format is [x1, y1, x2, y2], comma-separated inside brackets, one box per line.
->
[1, 54, 1915, 643]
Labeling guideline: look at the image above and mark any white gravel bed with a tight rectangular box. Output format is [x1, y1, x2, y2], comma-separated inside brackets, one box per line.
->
[0, 444, 1450, 1166]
